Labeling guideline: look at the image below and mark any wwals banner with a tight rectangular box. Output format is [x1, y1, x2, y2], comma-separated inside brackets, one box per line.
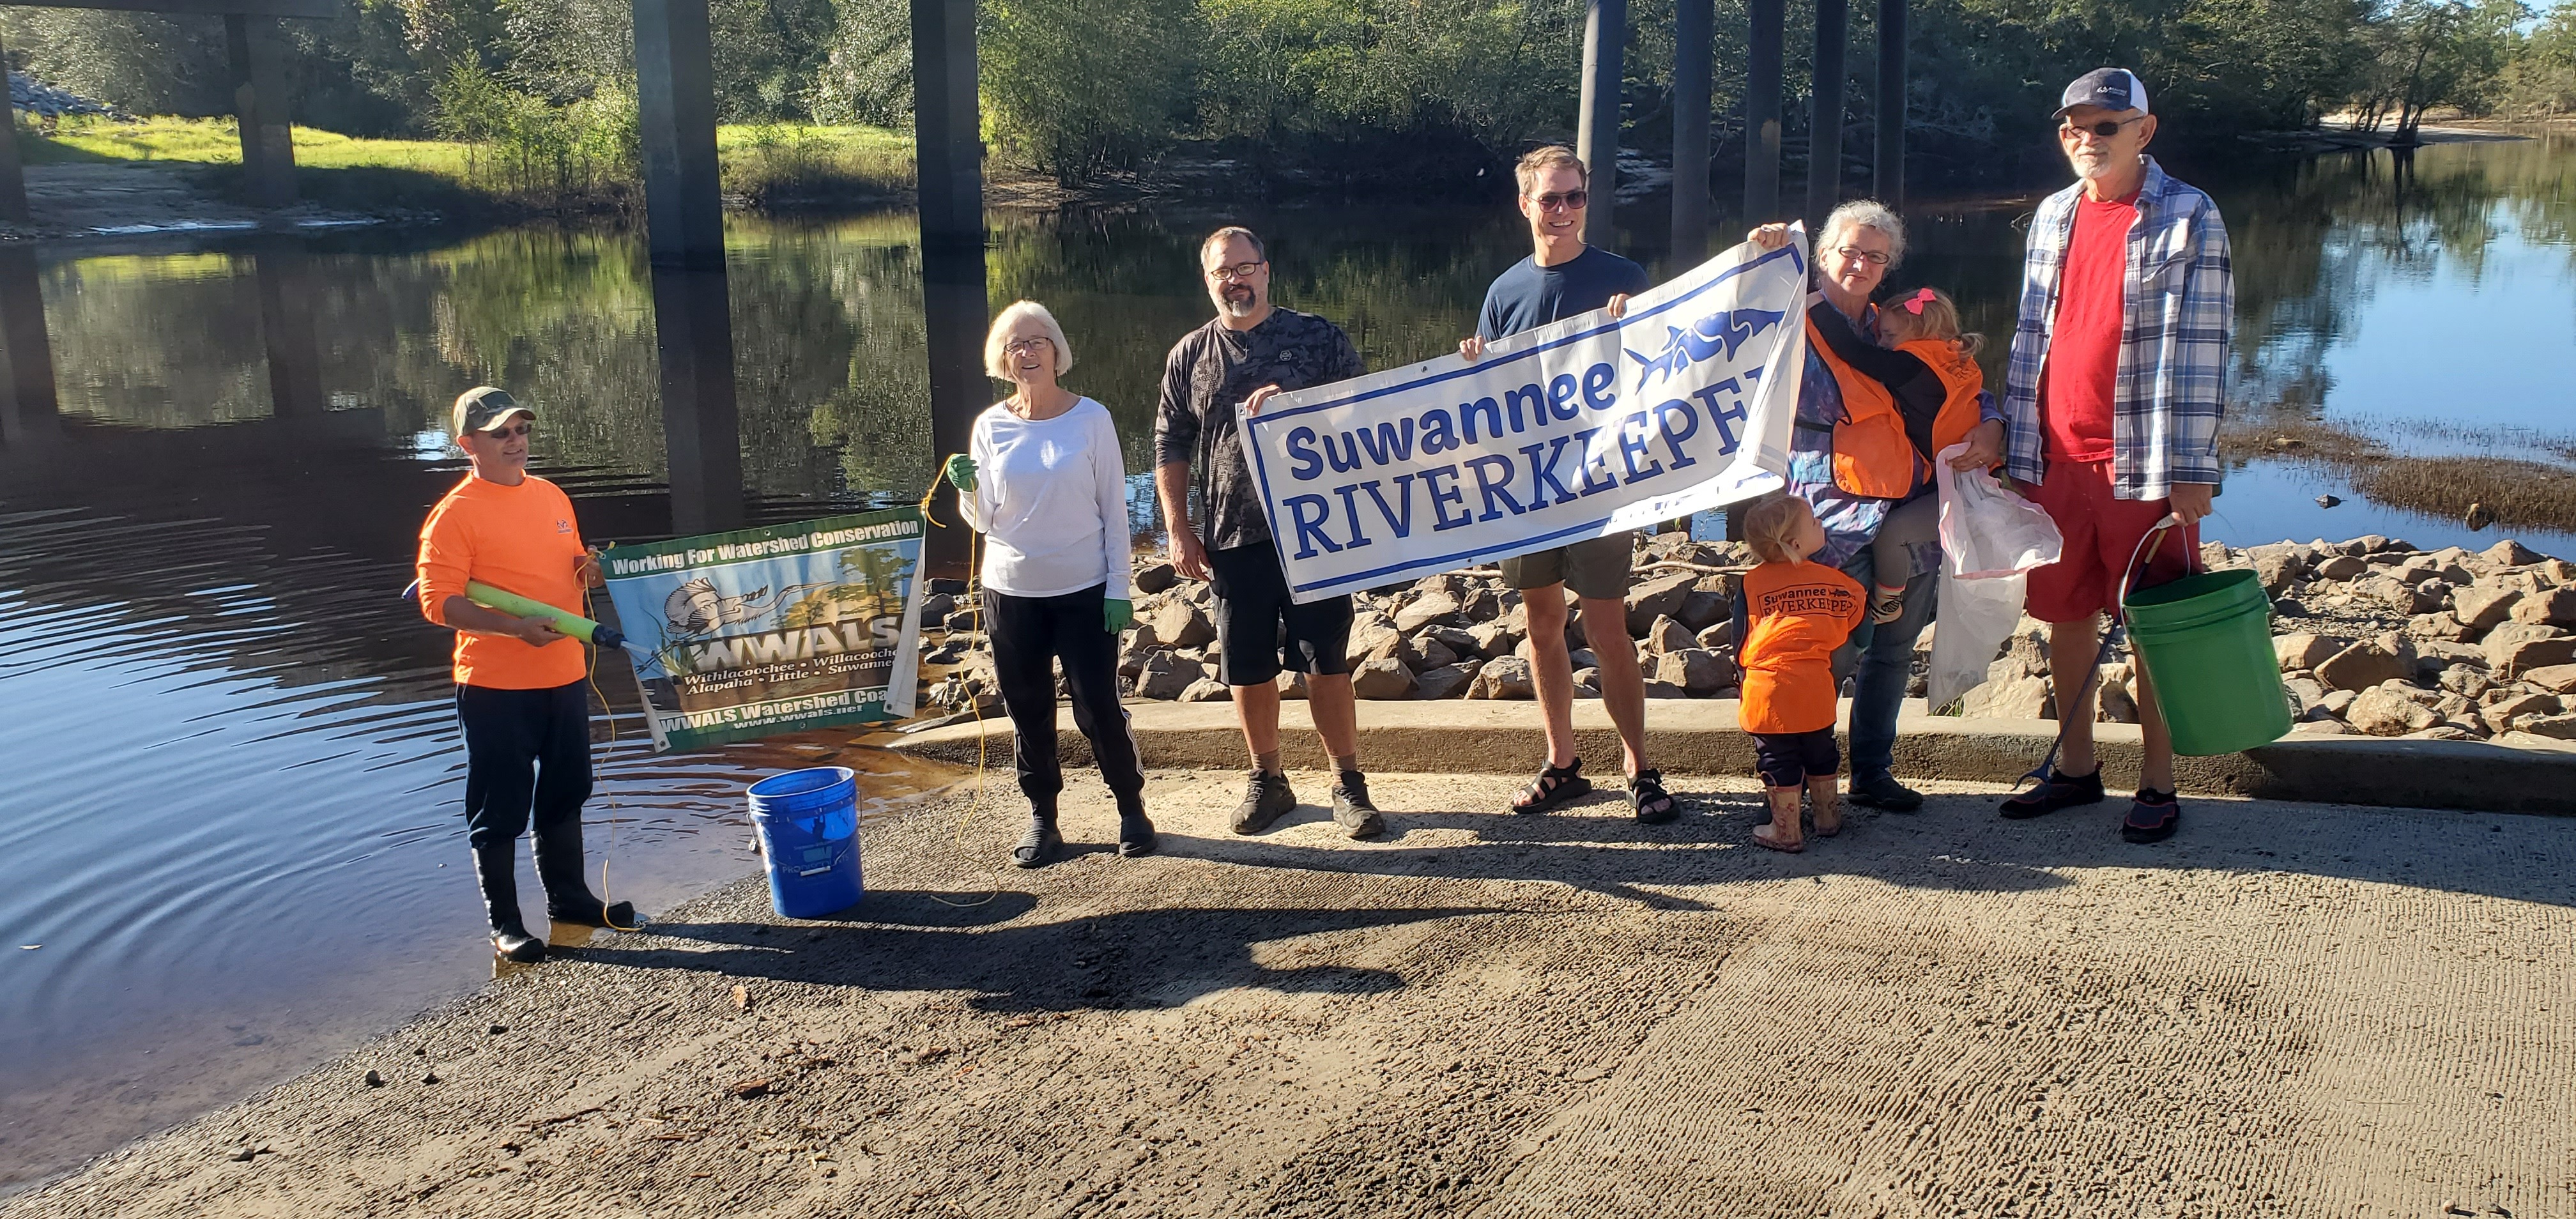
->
[1245, 233, 1809, 602]
[599, 509, 925, 751]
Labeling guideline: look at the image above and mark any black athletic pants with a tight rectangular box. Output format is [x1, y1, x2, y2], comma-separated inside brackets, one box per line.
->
[456, 680, 593, 855]
[983, 584, 1146, 811]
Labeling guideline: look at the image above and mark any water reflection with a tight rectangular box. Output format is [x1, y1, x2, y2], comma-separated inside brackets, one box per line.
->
[648, 264, 748, 536]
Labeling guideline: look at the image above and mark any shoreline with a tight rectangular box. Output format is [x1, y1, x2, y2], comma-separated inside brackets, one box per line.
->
[913, 531, 2576, 752]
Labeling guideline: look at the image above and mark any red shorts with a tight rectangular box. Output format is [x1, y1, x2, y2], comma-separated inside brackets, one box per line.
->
[2023, 459, 2197, 624]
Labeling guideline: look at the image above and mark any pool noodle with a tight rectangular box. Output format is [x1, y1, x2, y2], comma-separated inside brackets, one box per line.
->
[464, 580, 628, 650]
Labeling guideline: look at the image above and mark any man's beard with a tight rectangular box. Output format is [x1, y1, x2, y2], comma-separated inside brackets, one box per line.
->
[1220, 289, 1257, 317]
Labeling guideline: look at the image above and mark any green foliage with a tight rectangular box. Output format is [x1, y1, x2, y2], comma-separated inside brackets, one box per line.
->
[979, 0, 1204, 183]
[2343, 1, 2525, 137]
[1198, 0, 1584, 150]
[4, 0, 2564, 197]
[430, 61, 639, 199]
[2501, 3, 2576, 117]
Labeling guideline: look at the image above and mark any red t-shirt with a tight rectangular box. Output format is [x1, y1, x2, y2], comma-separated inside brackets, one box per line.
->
[2039, 188, 2137, 464]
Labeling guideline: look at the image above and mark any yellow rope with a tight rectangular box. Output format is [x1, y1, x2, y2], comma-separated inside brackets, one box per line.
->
[919, 456, 1001, 908]
[581, 578, 643, 934]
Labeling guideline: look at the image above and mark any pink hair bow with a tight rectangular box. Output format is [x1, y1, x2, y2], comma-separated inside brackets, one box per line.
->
[1902, 288, 1935, 315]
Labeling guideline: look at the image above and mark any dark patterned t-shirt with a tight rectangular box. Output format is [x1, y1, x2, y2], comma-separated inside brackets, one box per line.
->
[1153, 307, 1364, 550]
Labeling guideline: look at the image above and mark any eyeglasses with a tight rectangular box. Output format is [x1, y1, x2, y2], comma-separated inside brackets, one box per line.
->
[1207, 261, 1266, 282]
[479, 422, 533, 438]
[2061, 115, 2146, 140]
[1002, 337, 1053, 356]
[1530, 189, 1590, 212]
[1829, 246, 1890, 266]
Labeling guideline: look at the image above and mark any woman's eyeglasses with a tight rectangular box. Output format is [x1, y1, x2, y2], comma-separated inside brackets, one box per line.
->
[1530, 189, 1590, 212]
[2061, 115, 2146, 140]
[1830, 246, 1890, 266]
[1003, 337, 1053, 356]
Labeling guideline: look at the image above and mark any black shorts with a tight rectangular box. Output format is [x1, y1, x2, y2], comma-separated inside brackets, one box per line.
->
[1207, 542, 1354, 686]
[1752, 728, 1839, 788]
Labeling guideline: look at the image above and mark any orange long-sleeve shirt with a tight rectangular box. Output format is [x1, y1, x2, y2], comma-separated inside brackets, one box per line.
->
[415, 473, 589, 689]
[1737, 559, 1866, 735]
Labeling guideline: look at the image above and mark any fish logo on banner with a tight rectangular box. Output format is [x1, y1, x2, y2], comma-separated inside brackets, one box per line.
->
[1626, 308, 1787, 388]
[1241, 229, 1811, 604]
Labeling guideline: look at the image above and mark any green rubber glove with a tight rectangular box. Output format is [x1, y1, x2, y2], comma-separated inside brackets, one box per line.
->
[1104, 597, 1133, 634]
[944, 454, 977, 492]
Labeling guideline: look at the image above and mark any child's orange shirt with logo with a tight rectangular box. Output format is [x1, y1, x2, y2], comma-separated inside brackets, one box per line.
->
[1736, 559, 1866, 735]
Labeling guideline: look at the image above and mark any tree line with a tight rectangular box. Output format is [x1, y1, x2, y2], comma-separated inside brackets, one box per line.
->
[1, 0, 2567, 192]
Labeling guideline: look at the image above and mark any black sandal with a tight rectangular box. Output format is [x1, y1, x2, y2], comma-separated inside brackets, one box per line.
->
[1628, 769, 1678, 825]
[1512, 758, 1591, 815]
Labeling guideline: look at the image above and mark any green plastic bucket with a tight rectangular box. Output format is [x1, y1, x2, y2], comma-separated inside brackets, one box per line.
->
[2124, 566, 2292, 756]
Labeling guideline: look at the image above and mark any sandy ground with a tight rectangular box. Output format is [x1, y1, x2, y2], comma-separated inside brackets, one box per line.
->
[7, 770, 2568, 1218]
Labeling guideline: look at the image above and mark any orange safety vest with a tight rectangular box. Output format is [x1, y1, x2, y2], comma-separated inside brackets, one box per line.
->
[1806, 313, 1924, 499]
[1897, 337, 1989, 461]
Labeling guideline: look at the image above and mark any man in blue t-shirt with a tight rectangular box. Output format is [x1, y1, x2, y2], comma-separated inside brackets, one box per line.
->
[1455, 145, 1673, 824]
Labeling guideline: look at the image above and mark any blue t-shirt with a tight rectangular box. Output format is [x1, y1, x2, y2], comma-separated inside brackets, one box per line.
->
[1476, 246, 1654, 341]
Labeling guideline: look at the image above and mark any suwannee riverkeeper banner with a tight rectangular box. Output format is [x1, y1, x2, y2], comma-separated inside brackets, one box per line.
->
[1244, 232, 1810, 602]
[597, 508, 926, 751]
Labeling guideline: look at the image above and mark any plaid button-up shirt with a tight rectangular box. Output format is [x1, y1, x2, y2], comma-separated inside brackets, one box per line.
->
[2003, 157, 2232, 500]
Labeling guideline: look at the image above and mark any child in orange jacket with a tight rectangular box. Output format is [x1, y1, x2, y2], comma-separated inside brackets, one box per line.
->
[1860, 286, 1990, 622]
[1737, 494, 1868, 852]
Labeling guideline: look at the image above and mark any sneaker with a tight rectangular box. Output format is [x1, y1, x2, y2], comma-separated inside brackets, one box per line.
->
[1999, 765, 2105, 820]
[1329, 770, 1386, 839]
[1846, 770, 1922, 813]
[1232, 770, 1296, 835]
[2121, 788, 2181, 843]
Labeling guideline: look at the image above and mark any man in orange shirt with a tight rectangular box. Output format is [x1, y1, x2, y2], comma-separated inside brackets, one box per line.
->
[416, 387, 640, 963]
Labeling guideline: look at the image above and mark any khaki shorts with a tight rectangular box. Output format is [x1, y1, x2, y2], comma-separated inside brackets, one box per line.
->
[1498, 531, 1636, 601]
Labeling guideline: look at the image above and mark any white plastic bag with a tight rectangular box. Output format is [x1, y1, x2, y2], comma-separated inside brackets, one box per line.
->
[1926, 444, 2064, 710]
[1938, 447, 2064, 579]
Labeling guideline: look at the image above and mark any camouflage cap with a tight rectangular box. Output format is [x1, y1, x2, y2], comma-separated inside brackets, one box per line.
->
[452, 386, 535, 435]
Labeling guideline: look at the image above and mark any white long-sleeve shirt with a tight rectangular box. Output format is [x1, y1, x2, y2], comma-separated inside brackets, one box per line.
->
[954, 396, 1131, 600]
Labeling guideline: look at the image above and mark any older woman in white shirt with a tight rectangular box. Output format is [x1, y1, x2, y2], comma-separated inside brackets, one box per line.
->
[947, 300, 1151, 867]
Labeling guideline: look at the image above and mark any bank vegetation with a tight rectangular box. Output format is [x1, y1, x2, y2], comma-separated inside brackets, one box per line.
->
[1, 0, 2570, 202]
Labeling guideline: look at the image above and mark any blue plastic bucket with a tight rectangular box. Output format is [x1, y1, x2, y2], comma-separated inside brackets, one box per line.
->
[746, 766, 863, 919]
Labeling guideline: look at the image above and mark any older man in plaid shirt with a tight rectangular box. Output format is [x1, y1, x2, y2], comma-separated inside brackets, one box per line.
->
[1998, 68, 2233, 845]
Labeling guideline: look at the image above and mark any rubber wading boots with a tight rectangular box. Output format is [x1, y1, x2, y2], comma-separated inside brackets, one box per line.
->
[533, 818, 641, 929]
[1013, 807, 1066, 868]
[1116, 793, 1157, 858]
[472, 841, 545, 963]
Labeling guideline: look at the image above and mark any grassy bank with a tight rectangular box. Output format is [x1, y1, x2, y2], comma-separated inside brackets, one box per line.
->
[2220, 410, 2576, 535]
[17, 116, 914, 216]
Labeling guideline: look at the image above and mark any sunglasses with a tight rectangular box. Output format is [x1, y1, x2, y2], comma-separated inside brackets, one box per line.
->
[478, 422, 533, 438]
[1530, 189, 1590, 212]
[2061, 115, 2146, 139]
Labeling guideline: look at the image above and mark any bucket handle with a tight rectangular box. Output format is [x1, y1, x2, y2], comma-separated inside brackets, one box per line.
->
[2113, 514, 2202, 630]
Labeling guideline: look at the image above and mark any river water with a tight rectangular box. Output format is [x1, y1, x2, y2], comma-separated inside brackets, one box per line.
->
[2, 130, 2572, 1191]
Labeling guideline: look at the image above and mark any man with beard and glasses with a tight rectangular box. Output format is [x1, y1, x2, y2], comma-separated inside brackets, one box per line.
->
[1154, 226, 1386, 840]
